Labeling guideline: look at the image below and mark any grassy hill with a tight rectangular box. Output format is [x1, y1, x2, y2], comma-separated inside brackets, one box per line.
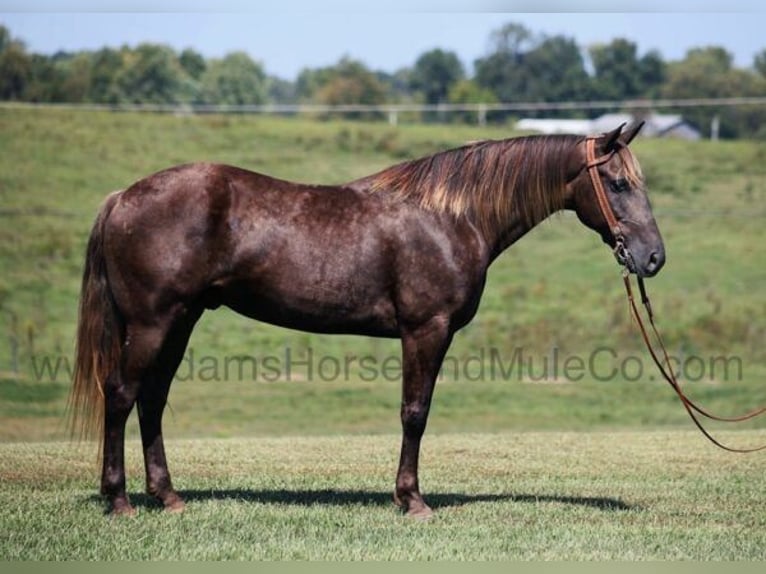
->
[1, 108, 765, 440]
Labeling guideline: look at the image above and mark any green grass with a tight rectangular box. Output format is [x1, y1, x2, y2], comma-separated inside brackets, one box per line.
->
[2, 431, 766, 559]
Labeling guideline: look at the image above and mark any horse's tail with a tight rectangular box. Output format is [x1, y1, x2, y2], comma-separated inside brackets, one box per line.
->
[69, 191, 123, 441]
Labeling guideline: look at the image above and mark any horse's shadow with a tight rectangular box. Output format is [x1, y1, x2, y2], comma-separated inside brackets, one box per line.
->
[90, 488, 634, 513]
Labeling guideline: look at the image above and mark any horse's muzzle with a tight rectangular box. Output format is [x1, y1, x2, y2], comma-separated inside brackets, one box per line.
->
[617, 244, 665, 278]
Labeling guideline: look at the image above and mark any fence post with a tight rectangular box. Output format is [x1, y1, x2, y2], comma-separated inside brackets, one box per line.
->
[388, 110, 398, 127]
[478, 104, 487, 127]
[710, 114, 720, 141]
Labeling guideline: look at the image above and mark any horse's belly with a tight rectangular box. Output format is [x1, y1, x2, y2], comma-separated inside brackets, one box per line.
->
[219, 279, 400, 337]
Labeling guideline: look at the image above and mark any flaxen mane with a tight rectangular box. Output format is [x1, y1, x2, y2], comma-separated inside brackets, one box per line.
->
[615, 145, 645, 190]
[351, 135, 582, 234]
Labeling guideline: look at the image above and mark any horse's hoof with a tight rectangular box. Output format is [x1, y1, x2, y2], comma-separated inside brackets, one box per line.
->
[394, 490, 433, 519]
[164, 497, 186, 514]
[111, 501, 137, 517]
[405, 504, 434, 520]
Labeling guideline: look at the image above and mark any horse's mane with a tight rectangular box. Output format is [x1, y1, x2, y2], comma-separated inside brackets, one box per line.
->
[350, 134, 586, 234]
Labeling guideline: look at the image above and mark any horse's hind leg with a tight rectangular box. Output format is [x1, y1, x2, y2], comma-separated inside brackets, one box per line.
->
[101, 367, 140, 515]
[137, 307, 202, 512]
[101, 323, 168, 515]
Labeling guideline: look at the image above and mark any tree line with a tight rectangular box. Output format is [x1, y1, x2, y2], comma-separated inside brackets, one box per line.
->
[2, 22, 765, 138]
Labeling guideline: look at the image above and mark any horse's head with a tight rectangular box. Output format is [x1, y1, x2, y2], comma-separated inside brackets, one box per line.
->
[570, 122, 665, 278]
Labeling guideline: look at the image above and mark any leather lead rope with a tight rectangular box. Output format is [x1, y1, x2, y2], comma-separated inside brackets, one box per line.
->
[585, 138, 766, 453]
[636, 276, 766, 424]
[626, 274, 766, 453]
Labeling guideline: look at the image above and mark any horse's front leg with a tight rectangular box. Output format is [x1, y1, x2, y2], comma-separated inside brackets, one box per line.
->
[394, 316, 453, 519]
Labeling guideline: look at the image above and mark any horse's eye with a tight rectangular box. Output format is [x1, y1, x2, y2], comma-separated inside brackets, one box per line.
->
[610, 178, 630, 194]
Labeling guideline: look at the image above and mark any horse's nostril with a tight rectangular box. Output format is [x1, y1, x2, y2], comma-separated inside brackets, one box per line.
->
[646, 250, 665, 275]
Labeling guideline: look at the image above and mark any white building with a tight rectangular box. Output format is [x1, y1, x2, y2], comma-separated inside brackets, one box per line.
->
[514, 118, 593, 135]
[516, 113, 701, 140]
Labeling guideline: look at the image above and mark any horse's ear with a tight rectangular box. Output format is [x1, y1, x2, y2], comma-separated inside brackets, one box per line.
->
[603, 123, 625, 152]
[620, 120, 645, 146]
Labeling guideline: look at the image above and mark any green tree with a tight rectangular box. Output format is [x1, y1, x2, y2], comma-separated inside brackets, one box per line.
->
[0, 25, 11, 52]
[447, 79, 497, 123]
[448, 79, 497, 103]
[410, 48, 464, 105]
[315, 58, 386, 120]
[295, 66, 334, 101]
[87, 47, 124, 103]
[488, 22, 535, 58]
[267, 75, 296, 104]
[753, 49, 766, 78]
[22, 54, 60, 101]
[294, 57, 386, 117]
[589, 39, 642, 99]
[200, 51, 267, 105]
[26, 51, 92, 103]
[474, 22, 537, 103]
[179, 48, 206, 80]
[589, 39, 667, 100]
[117, 43, 189, 104]
[638, 50, 666, 98]
[524, 35, 590, 106]
[0, 27, 32, 100]
[374, 68, 413, 103]
[474, 24, 591, 120]
[662, 46, 765, 138]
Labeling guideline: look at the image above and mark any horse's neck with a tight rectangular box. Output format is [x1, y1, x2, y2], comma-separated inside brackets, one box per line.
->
[485, 191, 571, 262]
[485, 213, 534, 262]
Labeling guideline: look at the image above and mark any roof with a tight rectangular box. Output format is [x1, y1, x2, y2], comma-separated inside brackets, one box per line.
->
[516, 113, 701, 140]
[515, 119, 593, 135]
[589, 113, 635, 134]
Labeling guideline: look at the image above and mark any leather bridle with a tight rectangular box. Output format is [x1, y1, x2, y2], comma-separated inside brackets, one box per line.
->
[585, 137, 633, 270]
[585, 137, 766, 453]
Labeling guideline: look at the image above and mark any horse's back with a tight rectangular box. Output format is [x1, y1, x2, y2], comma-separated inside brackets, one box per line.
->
[101, 163, 378, 319]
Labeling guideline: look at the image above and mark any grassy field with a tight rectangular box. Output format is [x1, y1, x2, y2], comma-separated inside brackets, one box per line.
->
[2, 431, 766, 559]
[1, 108, 765, 440]
[1, 109, 765, 560]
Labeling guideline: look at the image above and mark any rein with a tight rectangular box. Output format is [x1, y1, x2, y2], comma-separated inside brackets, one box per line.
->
[585, 137, 766, 453]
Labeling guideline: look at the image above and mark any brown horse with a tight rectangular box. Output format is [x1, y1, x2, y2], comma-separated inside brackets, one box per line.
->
[70, 121, 664, 518]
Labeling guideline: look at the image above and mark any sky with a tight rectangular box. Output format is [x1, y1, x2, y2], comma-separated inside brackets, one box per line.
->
[1, 5, 765, 80]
